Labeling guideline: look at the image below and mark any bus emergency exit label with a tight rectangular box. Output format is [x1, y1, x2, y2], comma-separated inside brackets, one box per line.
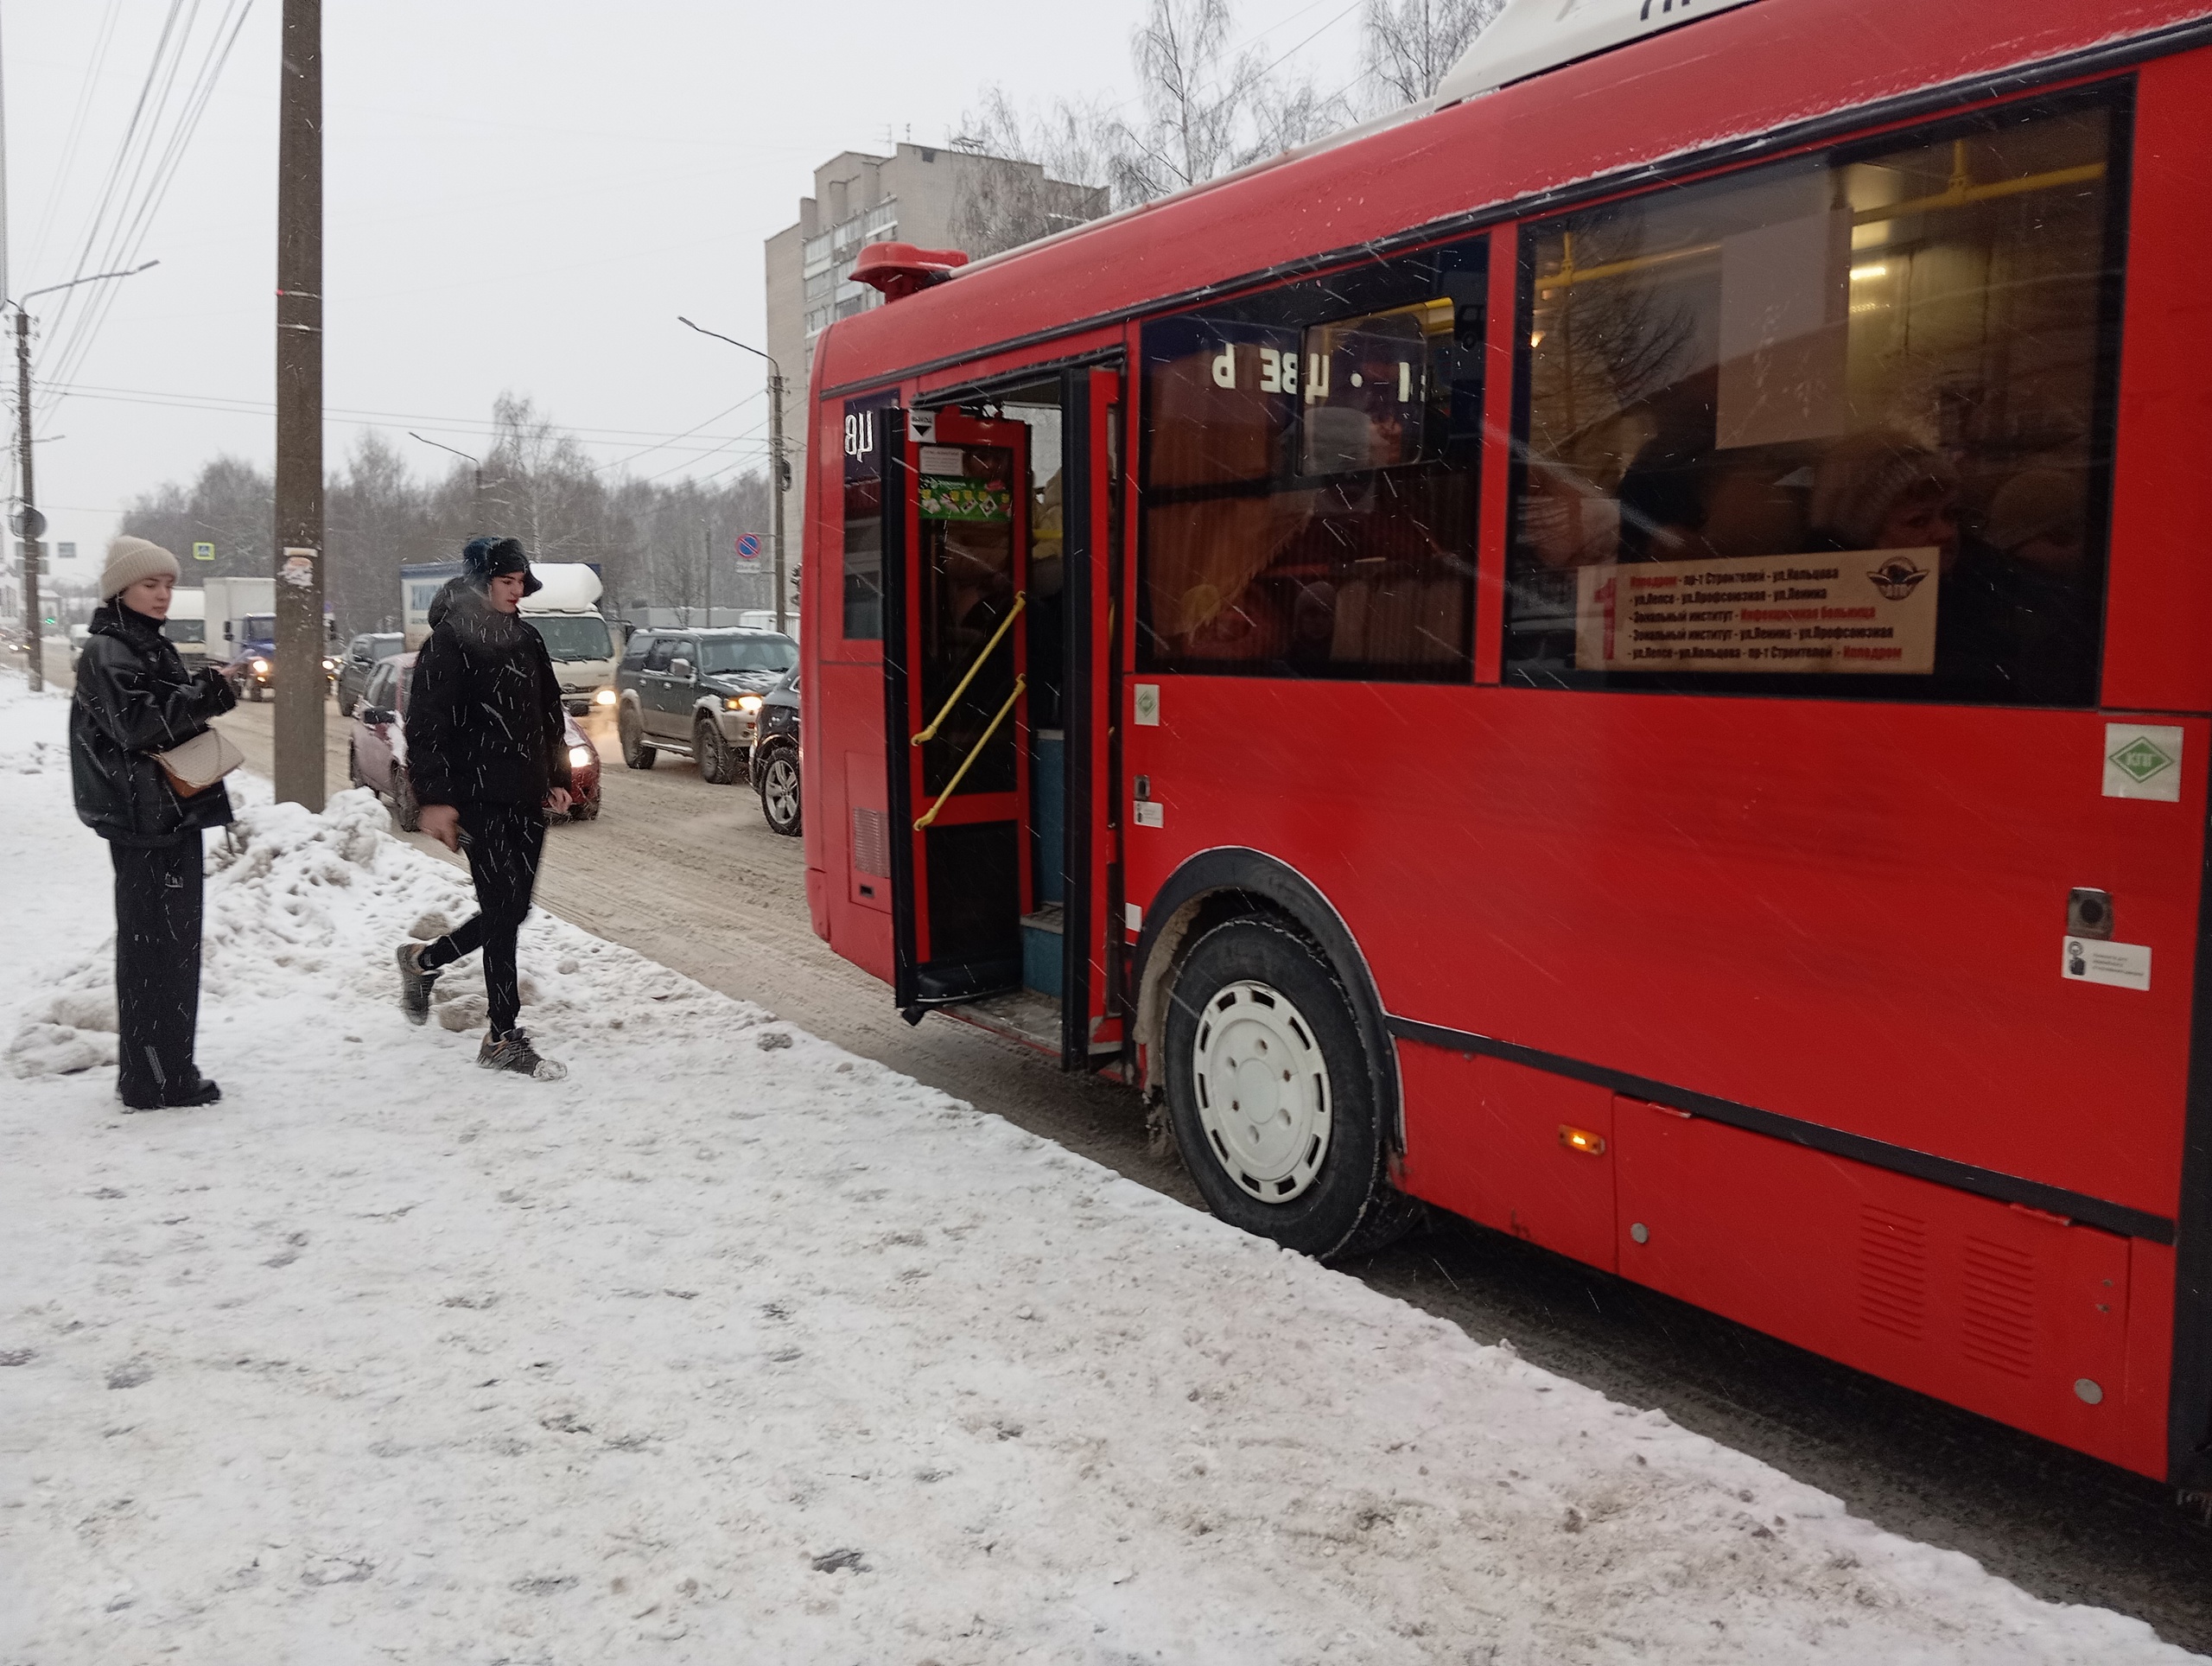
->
[1573, 548, 1937, 674]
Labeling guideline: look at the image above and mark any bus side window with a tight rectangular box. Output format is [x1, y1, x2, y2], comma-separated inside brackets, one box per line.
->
[1137, 236, 1485, 682]
[1503, 91, 2122, 706]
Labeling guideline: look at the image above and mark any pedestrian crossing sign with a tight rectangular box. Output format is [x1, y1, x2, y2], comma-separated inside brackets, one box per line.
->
[193, 542, 214, 562]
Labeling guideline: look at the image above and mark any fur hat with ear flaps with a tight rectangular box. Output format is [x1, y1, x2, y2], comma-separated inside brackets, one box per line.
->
[461, 534, 541, 595]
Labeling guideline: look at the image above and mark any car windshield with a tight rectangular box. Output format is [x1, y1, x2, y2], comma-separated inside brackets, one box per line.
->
[163, 620, 205, 643]
[243, 614, 275, 640]
[698, 636, 797, 674]
[526, 614, 613, 661]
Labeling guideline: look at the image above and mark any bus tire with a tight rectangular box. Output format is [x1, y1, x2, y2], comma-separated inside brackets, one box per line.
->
[1162, 915, 1411, 1262]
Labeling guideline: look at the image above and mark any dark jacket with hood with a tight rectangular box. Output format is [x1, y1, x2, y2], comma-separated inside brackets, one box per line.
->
[404, 578, 572, 808]
[70, 601, 238, 845]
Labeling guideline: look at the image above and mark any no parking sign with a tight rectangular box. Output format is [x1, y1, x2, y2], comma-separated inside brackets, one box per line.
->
[734, 532, 761, 567]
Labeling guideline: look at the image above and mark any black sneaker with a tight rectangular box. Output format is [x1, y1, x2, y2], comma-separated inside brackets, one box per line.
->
[397, 941, 440, 1026]
[478, 1028, 567, 1082]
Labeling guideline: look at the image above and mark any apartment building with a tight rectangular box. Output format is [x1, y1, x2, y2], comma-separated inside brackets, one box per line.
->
[765, 143, 1106, 496]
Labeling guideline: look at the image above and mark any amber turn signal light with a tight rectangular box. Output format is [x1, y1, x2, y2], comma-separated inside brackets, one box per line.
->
[1559, 1124, 1606, 1156]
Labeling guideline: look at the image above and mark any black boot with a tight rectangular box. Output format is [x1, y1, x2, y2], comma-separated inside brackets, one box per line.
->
[397, 941, 441, 1026]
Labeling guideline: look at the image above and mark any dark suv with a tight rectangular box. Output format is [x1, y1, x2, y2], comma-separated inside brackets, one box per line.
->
[753, 668, 800, 835]
[334, 632, 403, 715]
[613, 627, 798, 785]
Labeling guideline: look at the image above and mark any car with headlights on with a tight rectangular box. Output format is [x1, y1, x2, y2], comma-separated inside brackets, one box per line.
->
[613, 627, 798, 785]
[346, 652, 601, 829]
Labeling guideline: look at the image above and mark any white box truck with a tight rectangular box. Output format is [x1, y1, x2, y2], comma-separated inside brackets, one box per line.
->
[400, 560, 616, 714]
[202, 575, 277, 699]
[162, 587, 209, 669]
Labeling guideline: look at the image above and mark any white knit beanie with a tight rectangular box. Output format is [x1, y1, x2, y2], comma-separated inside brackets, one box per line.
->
[100, 535, 181, 600]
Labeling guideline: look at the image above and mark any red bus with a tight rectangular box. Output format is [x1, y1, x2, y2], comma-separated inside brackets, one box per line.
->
[798, 0, 2212, 1485]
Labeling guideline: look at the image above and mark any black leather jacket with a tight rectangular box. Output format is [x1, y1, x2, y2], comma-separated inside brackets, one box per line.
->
[71, 601, 238, 845]
[404, 580, 572, 809]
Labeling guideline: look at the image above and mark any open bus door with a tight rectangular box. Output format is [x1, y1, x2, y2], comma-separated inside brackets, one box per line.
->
[881, 370, 1126, 1071]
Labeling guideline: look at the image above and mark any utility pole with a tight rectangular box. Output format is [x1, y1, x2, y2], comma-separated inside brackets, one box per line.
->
[15, 311, 39, 692]
[768, 366, 787, 635]
[677, 316, 789, 633]
[702, 521, 713, 626]
[272, 0, 324, 810]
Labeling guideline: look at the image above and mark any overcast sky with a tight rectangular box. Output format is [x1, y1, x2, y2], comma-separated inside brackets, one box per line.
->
[3, 0, 1369, 569]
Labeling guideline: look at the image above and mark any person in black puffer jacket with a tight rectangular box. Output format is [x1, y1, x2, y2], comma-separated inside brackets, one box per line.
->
[71, 537, 248, 1110]
[396, 536, 573, 1080]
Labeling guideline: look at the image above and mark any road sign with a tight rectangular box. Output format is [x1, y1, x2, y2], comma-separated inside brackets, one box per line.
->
[55, 542, 75, 560]
[193, 541, 215, 562]
[10, 506, 45, 539]
[735, 532, 761, 566]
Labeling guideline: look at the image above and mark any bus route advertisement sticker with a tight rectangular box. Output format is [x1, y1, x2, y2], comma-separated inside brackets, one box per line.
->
[1573, 547, 1938, 674]
[2063, 936, 2151, 991]
[918, 475, 1012, 523]
[2102, 722, 2183, 802]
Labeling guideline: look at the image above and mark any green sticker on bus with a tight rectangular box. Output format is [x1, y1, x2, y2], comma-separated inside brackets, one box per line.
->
[918, 475, 1012, 523]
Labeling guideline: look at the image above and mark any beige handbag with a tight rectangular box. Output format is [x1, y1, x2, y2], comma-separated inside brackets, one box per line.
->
[149, 727, 245, 798]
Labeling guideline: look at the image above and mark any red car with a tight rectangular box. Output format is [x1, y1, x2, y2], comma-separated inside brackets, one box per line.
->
[346, 651, 601, 827]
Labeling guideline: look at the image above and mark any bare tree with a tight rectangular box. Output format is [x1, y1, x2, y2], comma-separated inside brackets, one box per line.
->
[950, 90, 1115, 259]
[959, 0, 1353, 225]
[1362, 0, 1499, 107]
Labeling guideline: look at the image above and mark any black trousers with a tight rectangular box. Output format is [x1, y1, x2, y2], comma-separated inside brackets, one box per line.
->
[111, 835, 205, 1107]
[419, 804, 544, 1035]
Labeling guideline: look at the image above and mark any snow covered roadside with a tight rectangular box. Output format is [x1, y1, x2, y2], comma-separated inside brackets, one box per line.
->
[0, 671, 2195, 1665]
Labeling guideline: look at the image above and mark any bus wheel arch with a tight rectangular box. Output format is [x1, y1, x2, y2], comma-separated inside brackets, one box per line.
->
[1130, 849, 1419, 1261]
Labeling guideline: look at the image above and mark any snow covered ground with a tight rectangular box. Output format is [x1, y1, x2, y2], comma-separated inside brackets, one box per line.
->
[0, 670, 2197, 1665]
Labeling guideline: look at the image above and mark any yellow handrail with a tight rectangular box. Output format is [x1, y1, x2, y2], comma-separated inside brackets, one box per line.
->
[912, 592, 1025, 747]
[913, 676, 1026, 830]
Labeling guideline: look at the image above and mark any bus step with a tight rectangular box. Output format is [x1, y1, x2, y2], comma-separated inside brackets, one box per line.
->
[944, 987, 1062, 1059]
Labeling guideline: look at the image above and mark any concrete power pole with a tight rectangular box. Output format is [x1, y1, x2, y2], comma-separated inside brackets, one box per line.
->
[769, 368, 788, 635]
[15, 312, 41, 693]
[272, 0, 324, 810]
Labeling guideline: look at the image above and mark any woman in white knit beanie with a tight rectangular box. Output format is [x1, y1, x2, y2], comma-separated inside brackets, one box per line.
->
[70, 536, 251, 1110]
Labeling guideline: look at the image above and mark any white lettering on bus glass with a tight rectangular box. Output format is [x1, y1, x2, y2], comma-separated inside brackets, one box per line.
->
[844, 410, 877, 460]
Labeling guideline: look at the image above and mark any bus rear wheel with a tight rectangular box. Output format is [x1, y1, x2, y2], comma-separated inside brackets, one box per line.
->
[1163, 915, 1413, 1261]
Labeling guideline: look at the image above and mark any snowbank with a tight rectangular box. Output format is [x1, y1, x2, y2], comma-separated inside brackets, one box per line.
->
[0, 671, 2196, 1663]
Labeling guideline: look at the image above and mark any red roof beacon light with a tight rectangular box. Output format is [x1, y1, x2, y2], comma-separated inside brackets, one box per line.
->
[850, 241, 969, 302]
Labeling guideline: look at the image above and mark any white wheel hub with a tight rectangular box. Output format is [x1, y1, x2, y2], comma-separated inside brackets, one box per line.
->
[1192, 979, 1332, 1203]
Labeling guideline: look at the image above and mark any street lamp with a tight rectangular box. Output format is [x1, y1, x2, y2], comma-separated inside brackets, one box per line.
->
[677, 315, 789, 635]
[7, 258, 158, 692]
[408, 430, 485, 529]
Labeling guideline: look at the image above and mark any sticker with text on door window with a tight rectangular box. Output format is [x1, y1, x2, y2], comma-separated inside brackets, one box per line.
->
[2063, 936, 2150, 991]
[2103, 722, 2183, 802]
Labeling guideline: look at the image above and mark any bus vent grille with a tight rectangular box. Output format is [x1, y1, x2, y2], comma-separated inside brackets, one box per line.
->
[853, 807, 890, 878]
[1858, 1205, 1927, 1341]
[1961, 1236, 2037, 1377]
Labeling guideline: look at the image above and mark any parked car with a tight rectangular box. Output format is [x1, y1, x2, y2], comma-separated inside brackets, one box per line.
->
[346, 652, 601, 827]
[613, 627, 798, 785]
[753, 667, 801, 836]
[334, 631, 404, 715]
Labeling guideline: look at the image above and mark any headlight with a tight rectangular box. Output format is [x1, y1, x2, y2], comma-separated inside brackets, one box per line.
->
[594, 688, 616, 706]
[737, 694, 764, 713]
[567, 745, 591, 768]
[251, 658, 270, 675]
[321, 658, 338, 672]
